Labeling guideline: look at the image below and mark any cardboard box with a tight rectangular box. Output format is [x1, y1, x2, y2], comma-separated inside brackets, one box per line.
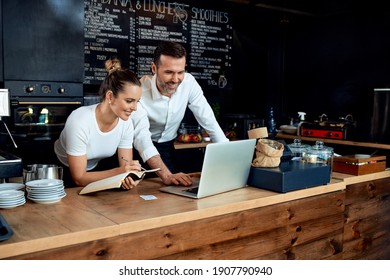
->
[332, 154, 386, 175]
[247, 160, 331, 193]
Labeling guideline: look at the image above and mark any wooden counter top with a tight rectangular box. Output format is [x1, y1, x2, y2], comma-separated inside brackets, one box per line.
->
[0, 175, 346, 259]
[332, 170, 390, 184]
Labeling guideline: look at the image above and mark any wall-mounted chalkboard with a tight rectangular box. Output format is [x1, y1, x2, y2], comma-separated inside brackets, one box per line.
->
[84, 0, 233, 91]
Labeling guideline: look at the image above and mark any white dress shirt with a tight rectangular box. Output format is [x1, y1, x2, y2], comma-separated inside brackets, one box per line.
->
[132, 72, 228, 162]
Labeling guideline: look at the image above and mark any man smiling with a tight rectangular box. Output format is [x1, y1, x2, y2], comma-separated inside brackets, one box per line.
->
[132, 41, 228, 181]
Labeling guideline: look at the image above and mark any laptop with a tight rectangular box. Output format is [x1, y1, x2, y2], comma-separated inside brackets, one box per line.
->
[160, 138, 256, 199]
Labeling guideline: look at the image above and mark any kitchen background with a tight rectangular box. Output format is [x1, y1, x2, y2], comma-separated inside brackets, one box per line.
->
[1, 0, 390, 168]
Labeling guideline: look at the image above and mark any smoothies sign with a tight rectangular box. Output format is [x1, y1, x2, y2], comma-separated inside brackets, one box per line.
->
[84, 0, 233, 90]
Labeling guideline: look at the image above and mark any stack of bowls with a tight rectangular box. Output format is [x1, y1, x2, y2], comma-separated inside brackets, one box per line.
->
[26, 179, 66, 204]
[0, 191, 25, 209]
[0, 183, 26, 209]
[23, 164, 66, 204]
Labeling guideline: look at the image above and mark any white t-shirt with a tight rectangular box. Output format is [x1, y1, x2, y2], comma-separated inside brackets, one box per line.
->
[54, 104, 134, 170]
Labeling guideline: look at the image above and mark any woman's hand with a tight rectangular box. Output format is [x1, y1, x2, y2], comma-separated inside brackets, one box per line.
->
[120, 174, 140, 190]
[123, 159, 142, 172]
[120, 160, 142, 190]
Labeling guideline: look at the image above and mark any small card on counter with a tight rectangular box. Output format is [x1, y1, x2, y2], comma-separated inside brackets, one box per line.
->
[140, 195, 157, 200]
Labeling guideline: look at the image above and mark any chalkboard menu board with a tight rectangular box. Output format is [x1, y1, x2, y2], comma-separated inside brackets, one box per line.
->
[84, 0, 233, 91]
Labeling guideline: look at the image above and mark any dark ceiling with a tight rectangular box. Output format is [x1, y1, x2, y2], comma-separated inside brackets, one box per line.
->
[224, 0, 389, 17]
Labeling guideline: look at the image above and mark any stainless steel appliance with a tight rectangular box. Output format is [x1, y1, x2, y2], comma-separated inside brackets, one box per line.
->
[0, 89, 22, 181]
[0, 149, 22, 182]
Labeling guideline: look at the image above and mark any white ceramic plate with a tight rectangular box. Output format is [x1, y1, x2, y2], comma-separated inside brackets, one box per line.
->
[354, 154, 371, 158]
[0, 197, 26, 206]
[0, 197, 26, 209]
[26, 186, 64, 193]
[280, 125, 298, 135]
[0, 201, 26, 209]
[27, 190, 66, 199]
[0, 190, 25, 200]
[0, 183, 25, 191]
[28, 192, 66, 204]
[26, 179, 63, 188]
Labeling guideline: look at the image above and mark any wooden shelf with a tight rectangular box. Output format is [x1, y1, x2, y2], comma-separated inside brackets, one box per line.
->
[276, 133, 390, 150]
[174, 141, 209, 150]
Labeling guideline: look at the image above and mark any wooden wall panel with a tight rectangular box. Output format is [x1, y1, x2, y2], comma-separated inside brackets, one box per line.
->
[7, 191, 345, 260]
[342, 178, 390, 259]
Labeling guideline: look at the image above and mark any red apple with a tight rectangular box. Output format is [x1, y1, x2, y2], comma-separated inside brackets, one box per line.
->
[191, 133, 202, 143]
[179, 133, 191, 143]
[177, 134, 184, 142]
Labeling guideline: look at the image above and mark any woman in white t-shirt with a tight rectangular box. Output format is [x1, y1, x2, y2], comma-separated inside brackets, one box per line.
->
[54, 58, 142, 189]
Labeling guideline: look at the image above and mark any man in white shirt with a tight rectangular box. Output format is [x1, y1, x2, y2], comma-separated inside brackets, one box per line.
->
[132, 41, 228, 184]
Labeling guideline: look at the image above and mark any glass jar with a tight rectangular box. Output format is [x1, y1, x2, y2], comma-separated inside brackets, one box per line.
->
[178, 123, 187, 135]
[301, 141, 334, 167]
[288, 139, 310, 158]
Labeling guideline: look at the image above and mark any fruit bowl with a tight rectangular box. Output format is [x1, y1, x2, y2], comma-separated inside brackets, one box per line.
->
[279, 125, 298, 135]
[177, 133, 203, 143]
[177, 124, 204, 143]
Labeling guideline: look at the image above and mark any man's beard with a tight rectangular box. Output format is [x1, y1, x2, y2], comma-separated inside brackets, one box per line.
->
[158, 79, 180, 96]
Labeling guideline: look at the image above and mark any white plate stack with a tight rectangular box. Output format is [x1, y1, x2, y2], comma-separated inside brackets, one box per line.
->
[0, 183, 25, 192]
[0, 189, 26, 209]
[26, 179, 66, 204]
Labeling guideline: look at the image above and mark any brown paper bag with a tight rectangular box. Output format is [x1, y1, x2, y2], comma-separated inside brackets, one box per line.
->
[252, 139, 284, 168]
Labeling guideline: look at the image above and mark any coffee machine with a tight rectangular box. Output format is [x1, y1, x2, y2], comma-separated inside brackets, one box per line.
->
[0, 89, 22, 182]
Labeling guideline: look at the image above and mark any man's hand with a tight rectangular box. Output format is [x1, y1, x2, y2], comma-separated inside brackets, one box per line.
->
[146, 155, 193, 186]
[162, 172, 193, 186]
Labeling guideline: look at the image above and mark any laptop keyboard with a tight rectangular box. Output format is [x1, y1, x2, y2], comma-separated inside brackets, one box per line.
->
[183, 187, 199, 194]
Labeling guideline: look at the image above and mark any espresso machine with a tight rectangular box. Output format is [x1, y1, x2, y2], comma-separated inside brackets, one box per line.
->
[0, 89, 22, 182]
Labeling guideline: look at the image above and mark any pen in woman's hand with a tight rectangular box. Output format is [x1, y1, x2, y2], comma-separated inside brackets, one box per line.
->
[121, 157, 145, 171]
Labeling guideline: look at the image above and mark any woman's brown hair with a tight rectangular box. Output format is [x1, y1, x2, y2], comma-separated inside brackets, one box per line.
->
[98, 57, 141, 100]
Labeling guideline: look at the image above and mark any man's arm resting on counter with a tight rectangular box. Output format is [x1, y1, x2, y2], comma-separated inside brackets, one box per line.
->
[131, 106, 192, 186]
[146, 154, 193, 186]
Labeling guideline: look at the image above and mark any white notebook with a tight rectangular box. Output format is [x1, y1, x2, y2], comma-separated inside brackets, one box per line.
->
[160, 139, 256, 199]
[79, 168, 160, 195]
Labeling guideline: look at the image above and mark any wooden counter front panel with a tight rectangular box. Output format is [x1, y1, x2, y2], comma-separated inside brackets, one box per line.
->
[342, 177, 390, 259]
[7, 191, 345, 260]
